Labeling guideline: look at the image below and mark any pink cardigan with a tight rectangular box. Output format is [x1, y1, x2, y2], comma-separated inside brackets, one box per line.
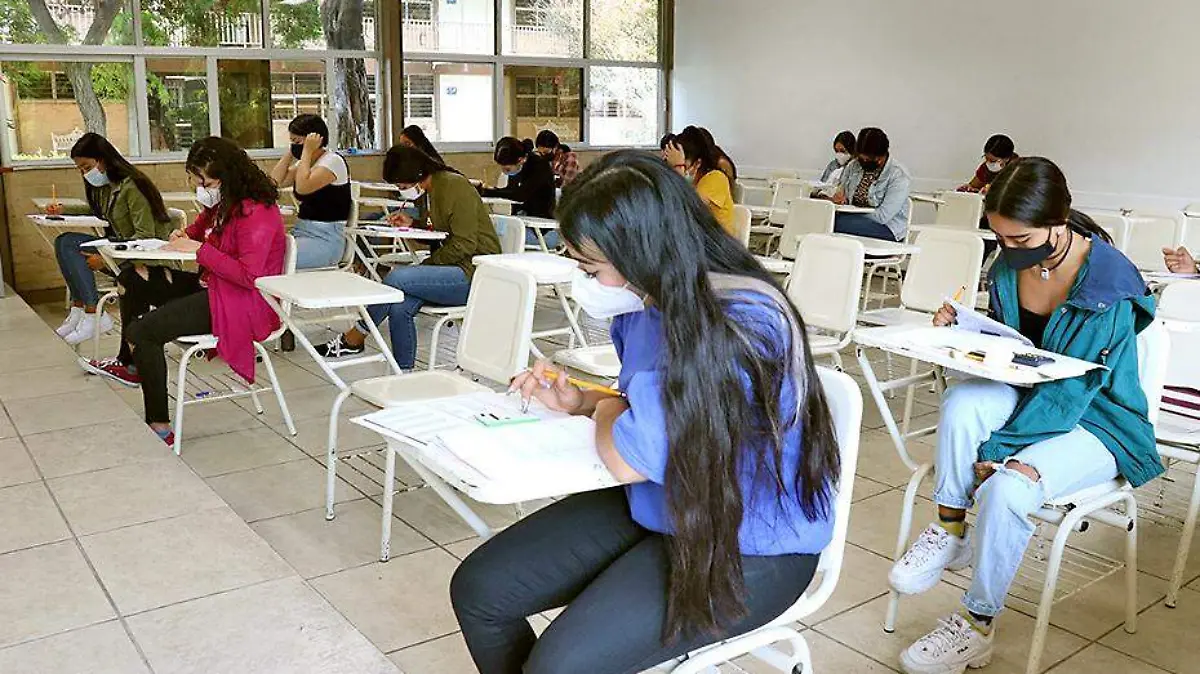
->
[187, 200, 286, 383]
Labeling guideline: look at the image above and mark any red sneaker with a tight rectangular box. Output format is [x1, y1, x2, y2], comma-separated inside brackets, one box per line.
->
[80, 357, 141, 388]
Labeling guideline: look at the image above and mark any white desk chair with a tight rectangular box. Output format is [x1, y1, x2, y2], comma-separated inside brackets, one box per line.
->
[736, 181, 774, 208]
[786, 235, 865, 370]
[766, 168, 802, 185]
[861, 197, 917, 310]
[859, 228, 984, 327]
[1125, 211, 1187, 272]
[170, 235, 299, 456]
[923, 191, 983, 231]
[756, 198, 836, 271]
[1181, 210, 1200, 256]
[883, 321, 1170, 674]
[768, 179, 815, 226]
[654, 367, 862, 674]
[731, 204, 752, 248]
[1083, 211, 1131, 253]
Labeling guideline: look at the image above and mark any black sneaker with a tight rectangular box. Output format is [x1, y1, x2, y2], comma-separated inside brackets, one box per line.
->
[314, 334, 366, 359]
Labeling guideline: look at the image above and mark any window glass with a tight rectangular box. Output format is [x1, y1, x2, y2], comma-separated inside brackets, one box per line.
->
[404, 61, 494, 143]
[589, 66, 658, 146]
[333, 57, 379, 150]
[218, 59, 328, 150]
[402, 0, 494, 55]
[146, 58, 210, 153]
[501, 0, 582, 58]
[0, 0, 133, 46]
[589, 0, 658, 62]
[503, 65, 581, 142]
[141, 0, 264, 48]
[269, 0, 377, 50]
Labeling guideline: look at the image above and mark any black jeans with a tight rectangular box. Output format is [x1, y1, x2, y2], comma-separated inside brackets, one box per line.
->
[124, 287, 212, 424]
[450, 488, 819, 674]
[116, 266, 205, 364]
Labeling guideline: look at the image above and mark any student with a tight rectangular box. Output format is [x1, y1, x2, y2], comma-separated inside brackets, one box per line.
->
[819, 130, 857, 188]
[832, 127, 911, 241]
[314, 145, 501, 367]
[698, 126, 738, 183]
[958, 134, 1018, 194]
[1163, 246, 1198, 273]
[398, 124, 446, 164]
[658, 133, 675, 162]
[888, 158, 1160, 674]
[80, 137, 286, 446]
[664, 125, 736, 236]
[450, 150, 841, 674]
[483, 136, 558, 246]
[54, 133, 174, 345]
[270, 114, 351, 269]
[534, 130, 580, 187]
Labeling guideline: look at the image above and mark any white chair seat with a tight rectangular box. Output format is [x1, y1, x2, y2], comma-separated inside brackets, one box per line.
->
[858, 307, 933, 327]
[350, 372, 492, 408]
[754, 255, 792, 275]
[1159, 413, 1200, 445]
[473, 253, 576, 285]
[807, 333, 842, 355]
[553, 345, 621, 379]
[419, 305, 466, 317]
[176, 333, 218, 348]
[750, 224, 782, 235]
[1044, 478, 1128, 508]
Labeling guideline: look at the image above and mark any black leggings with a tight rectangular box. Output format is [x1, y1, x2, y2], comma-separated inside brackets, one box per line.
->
[116, 266, 204, 364]
[450, 488, 819, 674]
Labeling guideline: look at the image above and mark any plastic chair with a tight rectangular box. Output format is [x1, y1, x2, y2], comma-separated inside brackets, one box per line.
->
[859, 228, 984, 326]
[785, 234, 865, 369]
[861, 197, 916, 310]
[736, 181, 775, 208]
[930, 191, 984, 230]
[883, 321, 1170, 674]
[1182, 210, 1200, 256]
[654, 366, 862, 674]
[1125, 211, 1187, 272]
[170, 234, 299, 456]
[768, 179, 815, 225]
[731, 204, 752, 248]
[1084, 211, 1131, 253]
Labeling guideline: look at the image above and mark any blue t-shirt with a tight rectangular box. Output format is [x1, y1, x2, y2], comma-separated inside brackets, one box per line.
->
[609, 296, 835, 556]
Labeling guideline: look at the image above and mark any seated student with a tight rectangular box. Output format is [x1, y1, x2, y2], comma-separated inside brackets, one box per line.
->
[53, 133, 175, 345]
[658, 133, 675, 162]
[534, 130, 580, 187]
[817, 130, 857, 197]
[888, 158, 1160, 674]
[958, 134, 1018, 194]
[698, 126, 738, 183]
[483, 136, 558, 247]
[450, 150, 840, 674]
[1163, 246, 1199, 273]
[270, 114, 351, 269]
[832, 127, 911, 241]
[314, 145, 501, 367]
[398, 124, 446, 164]
[81, 137, 286, 446]
[664, 125, 736, 236]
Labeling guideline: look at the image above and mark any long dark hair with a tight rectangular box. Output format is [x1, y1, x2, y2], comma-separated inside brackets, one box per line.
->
[985, 157, 1112, 244]
[70, 133, 170, 224]
[185, 137, 278, 230]
[834, 130, 856, 154]
[494, 136, 530, 165]
[697, 126, 737, 182]
[983, 134, 1015, 159]
[288, 113, 329, 146]
[558, 151, 840, 639]
[400, 124, 444, 163]
[382, 144, 452, 184]
[674, 126, 719, 179]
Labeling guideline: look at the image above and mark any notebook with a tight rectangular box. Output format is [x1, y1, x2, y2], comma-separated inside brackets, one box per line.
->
[948, 298, 1033, 347]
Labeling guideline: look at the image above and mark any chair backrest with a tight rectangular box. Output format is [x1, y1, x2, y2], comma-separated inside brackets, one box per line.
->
[1084, 211, 1131, 252]
[934, 192, 984, 230]
[1156, 282, 1200, 391]
[786, 234, 865, 335]
[900, 229, 985, 312]
[1125, 211, 1187, 272]
[1183, 213, 1200, 255]
[735, 180, 774, 207]
[490, 214, 526, 255]
[771, 178, 813, 210]
[1136, 320, 1170, 427]
[778, 198, 836, 260]
[730, 205, 752, 248]
[457, 263, 538, 383]
[767, 168, 801, 184]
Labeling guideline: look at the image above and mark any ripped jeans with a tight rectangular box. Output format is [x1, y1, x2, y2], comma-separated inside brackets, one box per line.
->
[933, 379, 1118, 617]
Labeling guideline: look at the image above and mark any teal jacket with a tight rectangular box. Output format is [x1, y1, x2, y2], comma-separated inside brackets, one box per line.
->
[980, 237, 1163, 487]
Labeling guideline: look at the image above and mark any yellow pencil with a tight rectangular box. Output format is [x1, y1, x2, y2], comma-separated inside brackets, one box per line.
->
[952, 285, 966, 303]
[542, 370, 622, 397]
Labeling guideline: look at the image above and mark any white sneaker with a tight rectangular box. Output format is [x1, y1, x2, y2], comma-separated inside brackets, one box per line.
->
[900, 613, 993, 674]
[889, 523, 973, 595]
[56, 307, 85, 338]
[64, 312, 114, 346]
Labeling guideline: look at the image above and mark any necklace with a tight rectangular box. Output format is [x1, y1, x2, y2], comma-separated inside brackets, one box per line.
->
[1038, 230, 1074, 280]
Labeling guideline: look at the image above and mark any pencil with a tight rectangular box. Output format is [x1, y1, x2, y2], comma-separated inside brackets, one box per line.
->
[541, 370, 622, 397]
[952, 285, 966, 302]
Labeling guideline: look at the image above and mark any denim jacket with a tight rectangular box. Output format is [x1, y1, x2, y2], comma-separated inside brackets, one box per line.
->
[838, 158, 912, 240]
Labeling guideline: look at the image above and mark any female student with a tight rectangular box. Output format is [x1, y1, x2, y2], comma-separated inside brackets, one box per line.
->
[664, 125, 736, 235]
[314, 145, 501, 368]
[398, 124, 445, 164]
[958, 134, 1018, 194]
[832, 127, 911, 241]
[53, 133, 174, 345]
[888, 158, 1160, 674]
[819, 130, 857, 189]
[482, 136, 558, 246]
[698, 126, 737, 183]
[534, 129, 580, 187]
[270, 114, 351, 269]
[450, 151, 842, 674]
[81, 137, 286, 445]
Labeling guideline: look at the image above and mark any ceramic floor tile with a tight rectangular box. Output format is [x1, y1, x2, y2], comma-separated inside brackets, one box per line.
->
[251, 498, 433, 579]
[49, 459, 224, 536]
[5, 388, 137, 435]
[721, 630, 899, 673]
[206, 457, 357, 522]
[1074, 516, 1200, 589]
[179, 426, 307, 478]
[0, 363, 111, 402]
[443, 538, 484, 561]
[0, 410, 15, 439]
[251, 358, 330, 391]
[381, 487, 522, 545]
[172, 401, 265, 440]
[278, 415, 390, 458]
[127, 577, 399, 674]
[0, 339, 79, 375]
[0, 437, 38, 488]
[802, 544, 895, 626]
[1100, 585, 1200, 673]
[855, 431, 933, 488]
[81, 507, 294, 615]
[0, 482, 71, 554]
[0, 541, 115, 648]
[389, 633, 476, 674]
[852, 476, 894, 503]
[1045, 643, 1170, 673]
[23, 418, 169, 479]
[233, 383, 372, 426]
[310, 547, 461, 652]
[845, 489, 933, 561]
[0, 621, 150, 674]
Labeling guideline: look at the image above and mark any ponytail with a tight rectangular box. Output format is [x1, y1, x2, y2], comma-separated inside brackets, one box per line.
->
[1067, 209, 1113, 244]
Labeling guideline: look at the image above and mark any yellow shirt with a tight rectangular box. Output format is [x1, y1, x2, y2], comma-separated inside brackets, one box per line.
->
[696, 169, 735, 235]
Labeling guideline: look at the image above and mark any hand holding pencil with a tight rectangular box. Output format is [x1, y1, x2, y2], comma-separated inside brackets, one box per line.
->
[933, 285, 966, 327]
[508, 360, 621, 415]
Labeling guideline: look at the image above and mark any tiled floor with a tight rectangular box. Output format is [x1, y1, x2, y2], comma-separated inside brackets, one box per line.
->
[1, 290, 1196, 674]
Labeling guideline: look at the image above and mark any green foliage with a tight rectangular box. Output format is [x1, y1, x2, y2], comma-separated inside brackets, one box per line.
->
[271, 0, 322, 48]
[91, 63, 132, 100]
[0, 0, 45, 45]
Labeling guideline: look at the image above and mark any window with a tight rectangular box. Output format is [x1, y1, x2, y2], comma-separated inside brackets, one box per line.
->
[502, 0, 582, 57]
[1, 0, 133, 46]
[589, 0, 658, 62]
[588, 66, 658, 146]
[505, 66, 581, 142]
[146, 58, 210, 153]
[404, 61, 495, 143]
[403, 0, 493, 55]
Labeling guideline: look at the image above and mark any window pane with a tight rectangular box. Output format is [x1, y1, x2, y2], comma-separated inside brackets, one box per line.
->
[0, 0, 132, 46]
[501, 0, 582, 58]
[0, 60, 135, 160]
[503, 65, 581, 142]
[404, 61, 494, 143]
[141, 0, 263, 48]
[588, 66, 658, 146]
[403, 0, 494, 55]
[589, 0, 657, 62]
[269, 0, 377, 50]
[333, 57, 379, 150]
[218, 59, 327, 150]
[146, 58, 210, 153]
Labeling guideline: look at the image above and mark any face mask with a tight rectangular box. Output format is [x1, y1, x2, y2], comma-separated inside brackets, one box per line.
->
[1000, 229, 1058, 270]
[986, 160, 1004, 173]
[84, 167, 109, 187]
[504, 162, 524, 177]
[195, 185, 222, 209]
[834, 152, 851, 166]
[570, 269, 644, 320]
[290, 143, 304, 160]
[397, 185, 424, 201]
[858, 158, 880, 172]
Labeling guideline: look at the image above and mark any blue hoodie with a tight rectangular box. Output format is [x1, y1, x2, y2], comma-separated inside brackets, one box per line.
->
[981, 236, 1164, 487]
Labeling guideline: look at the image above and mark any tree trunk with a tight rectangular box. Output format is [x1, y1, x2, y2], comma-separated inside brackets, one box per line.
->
[321, 0, 374, 149]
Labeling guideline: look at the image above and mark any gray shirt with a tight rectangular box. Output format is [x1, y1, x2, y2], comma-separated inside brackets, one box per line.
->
[838, 157, 912, 240]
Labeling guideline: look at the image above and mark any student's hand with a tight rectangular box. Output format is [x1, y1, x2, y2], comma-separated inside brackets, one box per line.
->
[302, 132, 323, 156]
[386, 211, 414, 228]
[44, 202, 63, 216]
[164, 237, 202, 253]
[831, 190, 847, 206]
[955, 184, 971, 193]
[933, 302, 958, 327]
[84, 253, 105, 271]
[510, 361, 584, 414]
[979, 183, 991, 196]
[168, 227, 187, 241]
[1163, 246, 1198, 274]
[663, 142, 686, 172]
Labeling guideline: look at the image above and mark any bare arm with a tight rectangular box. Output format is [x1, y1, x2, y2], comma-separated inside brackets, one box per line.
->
[593, 397, 647, 484]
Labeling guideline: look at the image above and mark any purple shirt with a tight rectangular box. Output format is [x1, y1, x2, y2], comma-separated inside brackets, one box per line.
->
[609, 297, 835, 556]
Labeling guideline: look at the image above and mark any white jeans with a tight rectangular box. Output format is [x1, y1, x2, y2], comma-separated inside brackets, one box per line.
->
[933, 378, 1118, 617]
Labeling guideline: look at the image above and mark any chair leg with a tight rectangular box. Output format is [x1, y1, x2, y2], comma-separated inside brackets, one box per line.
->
[380, 445, 397, 562]
[173, 343, 204, 456]
[1167, 459, 1200, 608]
[427, 315, 452, 371]
[830, 350, 843, 371]
[885, 463, 935, 633]
[1027, 510, 1080, 674]
[257, 342, 296, 435]
[326, 387, 353, 521]
[1123, 493, 1139, 633]
[93, 290, 119, 361]
[557, 288, 589, 348]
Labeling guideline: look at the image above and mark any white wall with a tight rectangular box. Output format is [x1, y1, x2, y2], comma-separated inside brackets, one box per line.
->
[672, 0, 1200, 211]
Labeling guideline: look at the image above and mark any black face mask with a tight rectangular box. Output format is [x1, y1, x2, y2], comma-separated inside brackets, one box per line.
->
[1000, 229, 1058, 270]
[290, 143, 304, 160]
[858, 157, 880, 172]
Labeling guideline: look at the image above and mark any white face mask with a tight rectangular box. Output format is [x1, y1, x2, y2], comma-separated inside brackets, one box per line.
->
[986, 160, 1004, 173]
[834, 152, 851, 166]
[397, 185, 425, 201]
[84, 167, 110, 187]
[570, 268, 644, 320]
[195, 184, 222, 209]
